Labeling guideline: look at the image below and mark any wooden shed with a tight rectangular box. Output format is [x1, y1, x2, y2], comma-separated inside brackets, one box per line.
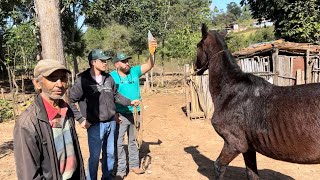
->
[233, 40, 320, 86]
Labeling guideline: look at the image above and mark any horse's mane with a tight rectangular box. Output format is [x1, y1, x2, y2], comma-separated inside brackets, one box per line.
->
[208, 30, 228, 51]
[206, 30, 242, 73]
[206, 29, 268, 87]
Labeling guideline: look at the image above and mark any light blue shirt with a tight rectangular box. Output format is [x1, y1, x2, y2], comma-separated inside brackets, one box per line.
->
[110, 65, 142, 113]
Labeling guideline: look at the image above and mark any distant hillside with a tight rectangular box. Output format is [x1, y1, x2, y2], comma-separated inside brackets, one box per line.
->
[225, 26, 275, 53]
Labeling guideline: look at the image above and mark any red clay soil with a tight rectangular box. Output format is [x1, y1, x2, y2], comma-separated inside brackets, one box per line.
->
[1, 88, 320, 180]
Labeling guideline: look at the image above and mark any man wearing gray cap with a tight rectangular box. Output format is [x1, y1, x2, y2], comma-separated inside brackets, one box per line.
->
[69, 49, 139, 180]
[13, 59, 86, 180]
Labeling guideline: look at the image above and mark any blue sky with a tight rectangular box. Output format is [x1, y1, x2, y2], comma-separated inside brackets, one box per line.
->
[210, 0, 241, 12]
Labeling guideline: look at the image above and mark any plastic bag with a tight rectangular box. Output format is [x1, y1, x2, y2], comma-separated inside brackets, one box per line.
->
[148, 30, 155, 55]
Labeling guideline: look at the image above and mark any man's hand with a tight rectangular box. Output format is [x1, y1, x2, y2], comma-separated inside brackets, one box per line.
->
[131, 99, 140, 107]
[80, 119, 91, 129]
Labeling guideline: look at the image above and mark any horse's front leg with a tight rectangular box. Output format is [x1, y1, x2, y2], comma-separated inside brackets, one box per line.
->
[214, 142, 240, 180]
[243, 149, 259, 180]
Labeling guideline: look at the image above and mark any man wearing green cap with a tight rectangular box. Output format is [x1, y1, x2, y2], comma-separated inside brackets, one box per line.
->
[14, 59, 86, 179]
[110, 38, 157, 178]
[69, 49, 140, 180]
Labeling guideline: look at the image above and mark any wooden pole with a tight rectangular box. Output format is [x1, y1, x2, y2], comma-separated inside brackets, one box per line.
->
[306, 48, 312, 84]
[272, 48, 279, 85]
[184, 64, 190, 119]
[296, 69, 302, 85]
[144, 72, 150, 93]
[1, 88, 4, 100]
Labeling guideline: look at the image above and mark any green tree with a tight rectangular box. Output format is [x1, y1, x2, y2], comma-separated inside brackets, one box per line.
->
[0, 0, 34, 74]
[81, 0, 211, 61]
[241, 0, 320, 44]
[227, 2, 242, 19]
[212, 2, 252, 29]
[84, 24, 133, 53]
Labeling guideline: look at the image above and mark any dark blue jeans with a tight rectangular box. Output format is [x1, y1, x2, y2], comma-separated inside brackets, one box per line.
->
[87, 120, 116, 180]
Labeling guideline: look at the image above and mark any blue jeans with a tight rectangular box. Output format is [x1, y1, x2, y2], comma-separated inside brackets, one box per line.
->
[87, 120, 116, 180]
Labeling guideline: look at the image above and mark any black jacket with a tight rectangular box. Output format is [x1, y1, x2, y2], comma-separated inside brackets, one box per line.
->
[69, 69, 131, 124]
[13, 94, 86, 180]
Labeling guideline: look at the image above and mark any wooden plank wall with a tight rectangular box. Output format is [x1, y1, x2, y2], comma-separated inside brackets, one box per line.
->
[277, 56, 294, 86]
[237, 56, 274, 82]
[311, 55, 320, 83]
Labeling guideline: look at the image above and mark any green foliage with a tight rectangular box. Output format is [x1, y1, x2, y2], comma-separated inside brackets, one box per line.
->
[0, 99, 14, 121]
[248, 26, 275, 43]
[241, 0, 320, 44]
[212, 2, 253, 29]
[226, 27, 275, 53]
[61, 7, 86, 57]
[3, 22, 38, 66]
[0, 0, 33, 28]
[1, 0, 213, 72]
[227, 2, 242, 19]
[84, 24, 133, 54]
[164, 26, 201, 60]
[82, 0, 211, 61]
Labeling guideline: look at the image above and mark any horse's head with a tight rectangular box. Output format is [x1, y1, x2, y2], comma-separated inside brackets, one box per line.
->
[194, 24, 210, 75]
[194, 24, 226, 75]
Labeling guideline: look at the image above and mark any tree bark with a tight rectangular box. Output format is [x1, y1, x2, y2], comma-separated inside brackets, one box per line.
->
[71, 3, 79, 77]
[34, 0, 65, 64]
[0, 31, 7, 79]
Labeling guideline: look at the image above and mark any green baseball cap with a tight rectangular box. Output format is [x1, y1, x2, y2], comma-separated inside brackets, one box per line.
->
[112, 52, 132, 63]
[88, 49, 112, 61]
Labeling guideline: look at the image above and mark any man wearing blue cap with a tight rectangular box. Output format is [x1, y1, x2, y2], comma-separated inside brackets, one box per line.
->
[69, 49, 140, 180]
[110, 38, 157, 179]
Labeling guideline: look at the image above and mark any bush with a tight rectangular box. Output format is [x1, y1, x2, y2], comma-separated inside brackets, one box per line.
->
[0, 99, 14, 122]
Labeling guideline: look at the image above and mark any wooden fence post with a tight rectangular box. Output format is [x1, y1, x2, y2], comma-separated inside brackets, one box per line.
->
[272, 48, 279, 85]
[184, 64, 190, 119]
[306, 48, 312, 84]
[1, 88, 4, 100]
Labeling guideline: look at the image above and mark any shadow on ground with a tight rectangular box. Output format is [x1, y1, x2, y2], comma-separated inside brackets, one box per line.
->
[0, 140, 13, 159]
[184, 145, 294, 180]
[139, 139, 162, 170]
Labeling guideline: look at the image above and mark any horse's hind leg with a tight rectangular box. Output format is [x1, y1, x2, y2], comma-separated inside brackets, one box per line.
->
[243, 149, 259, 180]
[214, 143, 240, 180]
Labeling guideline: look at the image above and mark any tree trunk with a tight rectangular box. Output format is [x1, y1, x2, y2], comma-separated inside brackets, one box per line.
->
[34, 0, 65, 64]
[72, 55, 79, 75]
[70, 3, 79, 77]
[0, 31, 7, 80]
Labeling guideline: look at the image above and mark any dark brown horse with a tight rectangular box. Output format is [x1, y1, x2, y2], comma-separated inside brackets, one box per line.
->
[195, 24, 320, 180]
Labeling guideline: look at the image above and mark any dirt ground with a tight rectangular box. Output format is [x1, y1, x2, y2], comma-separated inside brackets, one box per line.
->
[1, 88, 320, 180]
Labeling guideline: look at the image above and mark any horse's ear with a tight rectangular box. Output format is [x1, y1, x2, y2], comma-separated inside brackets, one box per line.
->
[201, 23, 208, 39]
